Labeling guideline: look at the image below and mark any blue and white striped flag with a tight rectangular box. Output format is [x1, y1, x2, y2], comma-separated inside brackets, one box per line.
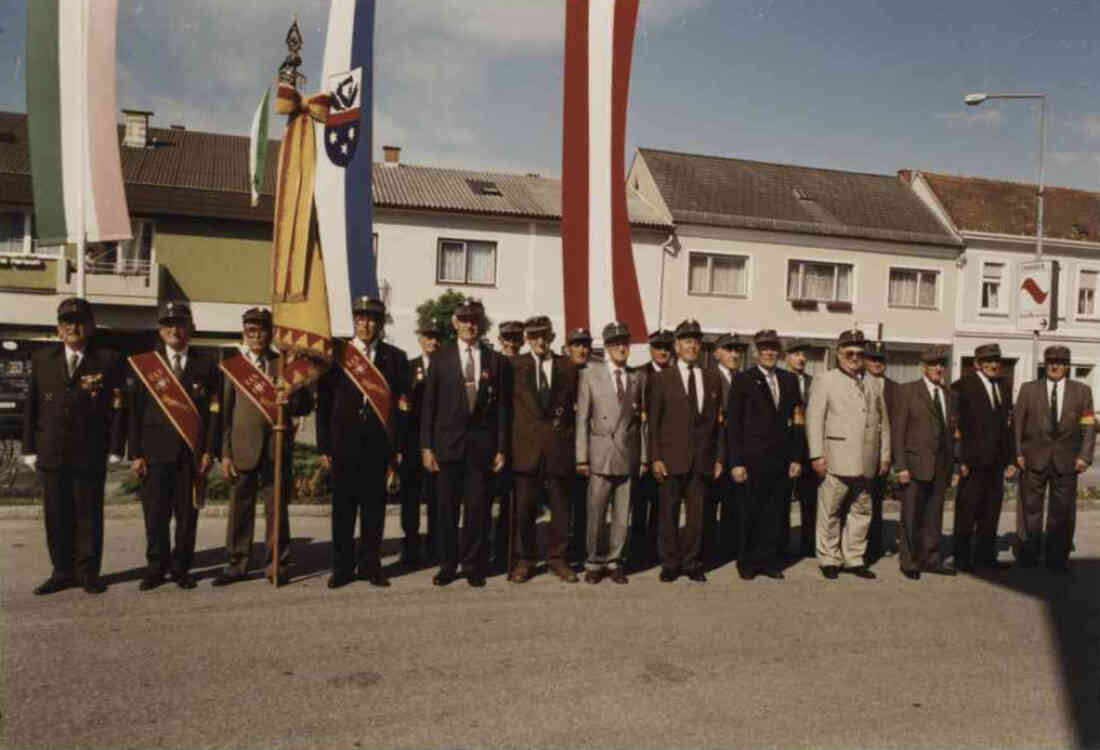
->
[314, 0, 376, 337]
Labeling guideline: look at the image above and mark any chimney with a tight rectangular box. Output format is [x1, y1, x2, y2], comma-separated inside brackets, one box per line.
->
[382, 145, 401, 166]
[122, 109, 154, 148]
[897, 169, 913, 184]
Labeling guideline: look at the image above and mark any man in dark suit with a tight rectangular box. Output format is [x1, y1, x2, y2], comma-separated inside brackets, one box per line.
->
[629, 328, 673, 567]
[951, 343, 1016, 571]
[706, 333, 739, 563]
[564, 327, 593, 566]
[400, 317, 443, 567]
[317, 297, 409, 589]
[421, 300, 511, 587]
[509, 316, 580, 583]
[1014, 345, 1096, 571]
[783, 338, 816, 558]
[864, 340, 901, 562]
[213, 308, 312, 587]
[726, 330, 805, 580]
[22, 298, 125, 595]
[128, 301, 220, 590]
[489, 320, 524, 571]
[891, 345, 958, 579]
[648, 319, 725, 582]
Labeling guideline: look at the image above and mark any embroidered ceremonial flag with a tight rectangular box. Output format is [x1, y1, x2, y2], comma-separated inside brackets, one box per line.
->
[249, 87, 271, 208]
[314, 0, 377, 337]
[26, 0, 131, 246]
[561, 0, 647, 343]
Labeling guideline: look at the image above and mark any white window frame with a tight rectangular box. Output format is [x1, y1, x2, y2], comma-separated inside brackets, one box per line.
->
[1075, 264, 1100, 321]
[886, 265, 941, 310]
[786, 257, 855, 304]
[435, 238, 497, 287]
[686, 250, 751, 299]
[978, 258, 1009, 316]
[0, 208, 34, 257]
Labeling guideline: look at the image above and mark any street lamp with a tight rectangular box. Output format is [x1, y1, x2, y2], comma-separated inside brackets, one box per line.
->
[964, 91, 1048, 376]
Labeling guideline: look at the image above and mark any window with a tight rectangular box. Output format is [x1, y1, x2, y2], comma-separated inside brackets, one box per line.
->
[0, 211, 26, 254]
[980, 261, 1006, 313]
[437, 239, 496, 286]
[688, 252, 748, 297]
[888, 268, 939, 309]
[787, 260, 852, 303]
[87, 220, 154, 274]
[1078, 268, 1098, 317]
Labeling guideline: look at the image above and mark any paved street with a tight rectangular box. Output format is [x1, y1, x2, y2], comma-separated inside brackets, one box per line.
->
[2, 510, 1098, 749]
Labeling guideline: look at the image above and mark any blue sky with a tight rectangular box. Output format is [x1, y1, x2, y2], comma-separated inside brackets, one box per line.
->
[1, 0, 1098, 189]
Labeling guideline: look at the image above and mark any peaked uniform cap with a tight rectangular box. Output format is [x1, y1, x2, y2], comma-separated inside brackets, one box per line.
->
[715, 332, 739, 349]
[57, 297, 93, 322]
[242, 307, 273, 327]
[417, 317, 445, 336]
[352, 297, 386, 316]
[753, 329, 782, 349]
[674, 319, 703, 339]
[498, 320, 525, 337]
[786, 339, 812, 353]
[649, 329, 674, 347]
[524, 315, 553, 334]
[158, 300, 193, 323]
[974, 343, 1002, 361]
[567, 327, 593, 344]
[837, 328, 865, 348]
[864, 340, 888, 360]
[1044, 345, 1071, 362]
[920, 345, 950, 364]
[454, 299, 485, 319]
[602, 321, 631, 342]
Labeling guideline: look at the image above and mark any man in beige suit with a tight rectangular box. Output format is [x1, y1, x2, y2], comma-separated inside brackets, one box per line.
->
[1014, 345, 1096, 571]
[214, 308, 312, 586]
[806, 328, 890, 580]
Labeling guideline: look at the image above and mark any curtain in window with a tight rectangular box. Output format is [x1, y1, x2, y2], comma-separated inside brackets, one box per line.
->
[0, 212, 24, 254]
[466, 241, 495, 284]
[688, 254, 709, 293]
[787, 263, 801, 298]
[439, 241, 465, 281]
[1079, 270, 1097, 316]
[917, 271, 937, 307]
[804, 263, 835, 300]
[890, 270, 918, 306]
[711, 256, 745, 295]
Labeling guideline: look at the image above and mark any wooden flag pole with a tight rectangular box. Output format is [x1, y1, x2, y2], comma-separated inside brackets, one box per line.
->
[271, 356, 287, 589]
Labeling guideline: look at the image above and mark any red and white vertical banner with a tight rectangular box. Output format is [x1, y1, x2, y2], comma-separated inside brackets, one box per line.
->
[561, 0, 647, 344]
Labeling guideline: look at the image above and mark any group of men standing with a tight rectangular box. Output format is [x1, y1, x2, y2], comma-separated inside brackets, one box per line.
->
[22, 295, 1094, 596]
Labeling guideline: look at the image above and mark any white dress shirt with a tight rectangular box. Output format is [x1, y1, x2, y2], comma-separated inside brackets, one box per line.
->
[759, 365, 779, 405]
[351, 336, 377, 362]
[976, 371, 999, 410]
[1047, 377, 1066, 422]
[718, 363, 733, 388]
[923, 376, 947, 420]
[165, 346, 189, 374]
[608, 361, 628, 392]
[459, 340, 482, 383]
[63, 345, 84, 377]
[677, 359, 704, 411]
[532, 351, 553, 388]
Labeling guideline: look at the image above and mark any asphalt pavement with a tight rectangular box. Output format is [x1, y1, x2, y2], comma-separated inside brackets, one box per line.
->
[2, 510, 1098, 749]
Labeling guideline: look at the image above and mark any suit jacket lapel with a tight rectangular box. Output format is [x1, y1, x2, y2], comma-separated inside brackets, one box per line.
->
[601, 365, 624, 425]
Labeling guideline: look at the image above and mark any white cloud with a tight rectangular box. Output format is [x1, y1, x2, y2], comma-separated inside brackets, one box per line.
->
[935, 108, 1002, 126]
[1069, 115, 1100, 140]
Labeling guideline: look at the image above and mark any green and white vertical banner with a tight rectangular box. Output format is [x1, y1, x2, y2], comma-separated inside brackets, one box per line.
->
[249, 87, 271, 208]
[26, 0, 131, 247]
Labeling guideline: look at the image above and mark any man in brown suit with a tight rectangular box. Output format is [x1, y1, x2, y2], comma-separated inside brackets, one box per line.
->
[1014, 345, 1096, 571]
[891, 345, 958, 579]
[214, 308, 312, 586]
[628, 329, 674, 567]
[648, 319, 725, 582]
[864, 341, 901, 562]
[509, 316, 580, 583]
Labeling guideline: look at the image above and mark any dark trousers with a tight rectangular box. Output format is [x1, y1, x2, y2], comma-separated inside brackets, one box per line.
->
[224, 463, 291, 576]
[1017, 467, 1077, 567]
[435, 455, 491, 576]
[490, 488, 512, 567]
[330, 452, 387, 576]
[898, 472, 949, 573]
[657, 472, 707, 573]
[38, 467, 105, 581]
[629, 471, 660, 565]
[739, 469, 789, 574]
[140, 461, 199, 575]
[868, 474, 888, 561]
[706, 475, 738, 562]
[514, 472, 570, 565]
[567, 474, 588, 563]
[400, 464, 436, 558]
[953, 466, 1005, 566]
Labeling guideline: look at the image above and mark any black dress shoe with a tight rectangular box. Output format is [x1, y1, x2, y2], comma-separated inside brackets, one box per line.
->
[174, 572, 197, 589]
[738, 568, 757, 580]
[267, 571, 290, 586]
[659, 569, 678, 582]
[83, 577, 107, 594]
[954, 560, 974, 573]
[467, 574, 486, 587]
[845, 565, 877, 579]
[584, 570, 603, 584]
[366, 572, 391, 587]
[138, 574, 165, 591]
[433, 570, 457, 586]
[687, 570, 707, 583]
[33, 577, 74, 595]
[760, 569, 785, 580]
[821, 566, 840, 580]
[327, 572, 353, 589]
[978, 559, 1013, 571]
[923, 565, 957, 576]
[211, 571, 245, 587]
[903, 569, 921, 580]
[608, 568, 628, 584]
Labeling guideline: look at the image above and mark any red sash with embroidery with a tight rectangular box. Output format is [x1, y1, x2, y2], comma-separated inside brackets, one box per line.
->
[128, 352, 204, 457]
[220, 354, 279, 427]
[340, 341, 395, 442]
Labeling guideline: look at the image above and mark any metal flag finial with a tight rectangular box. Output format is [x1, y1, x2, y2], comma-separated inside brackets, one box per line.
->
[278, 15, 306, 89]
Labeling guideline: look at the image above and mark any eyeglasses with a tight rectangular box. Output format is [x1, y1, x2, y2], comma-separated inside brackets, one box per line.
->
[243, 327, 269, 338]
[840, 350, 864, 360]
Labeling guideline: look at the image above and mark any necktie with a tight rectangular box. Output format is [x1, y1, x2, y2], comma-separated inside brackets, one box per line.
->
[767, 370, 779, 407]
[614, 368, 625, 401]
[67, 353, 78, 379]
[1050, 382, 1059, 427]
[171, 353, 183, 378]
[991, 380, 1001, 410]
[537, 357, 551, 412]
[687, 364, 699, 416]
[464, 346, 477, 411]
[933, 385, 946, 427]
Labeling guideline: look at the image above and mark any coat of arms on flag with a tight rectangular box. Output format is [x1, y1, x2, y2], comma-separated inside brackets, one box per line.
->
[324, 67, 362, 167]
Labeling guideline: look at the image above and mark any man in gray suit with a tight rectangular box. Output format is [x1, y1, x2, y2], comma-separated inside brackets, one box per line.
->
[806, 328, 890, 580]
[1014, 345, 1096, 570]
[214, 308, 312, 586]
[576, 321, 647, 583]
[891, 345, 958, 579]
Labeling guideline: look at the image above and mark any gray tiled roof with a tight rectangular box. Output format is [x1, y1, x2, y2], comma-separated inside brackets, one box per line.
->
[638, 148, 961, 247]
[0, 112, 670, 228]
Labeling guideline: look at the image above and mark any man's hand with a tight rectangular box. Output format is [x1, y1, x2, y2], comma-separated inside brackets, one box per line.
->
[1016, 455, 1027, 471]
[394, 452, 403, 468]
[131, 457, 147, 478]
[491, 452, 506, 474]
[22, 454, 37, 470]
[812, 457, 827, 478]
[879, 460, 891, 477]
[959, 463, 970, 478]
[1075, 457, 1089, 474]
[639, 462, 649, 478]
[221, 457, 238, 481]
[731, 466, 748, 484]
[712, 462, 723, 480]
[576, 463, 590, 477]
[199, 453, 213, 476]
[421, 449, 439, 473]
[652, 460, 668, 482]
[107, 454, 122, 465]
[951, 472, 960, 488]
[788, 462, 802, 479]
[897, 469, 911, 485]
[319, 454, 333, 472]
[275, 388, 290, 406]
[1004, 465, 1018, 479]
